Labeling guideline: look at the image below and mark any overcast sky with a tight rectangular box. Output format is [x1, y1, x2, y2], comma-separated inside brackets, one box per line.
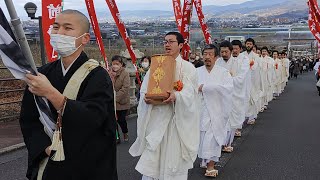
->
[1, 0, 252, 19]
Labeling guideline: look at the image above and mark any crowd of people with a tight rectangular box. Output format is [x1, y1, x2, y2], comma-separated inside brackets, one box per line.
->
[128, 34, 295, 179]
[288, 56, 317, 79]
[19, 9, 319, 180]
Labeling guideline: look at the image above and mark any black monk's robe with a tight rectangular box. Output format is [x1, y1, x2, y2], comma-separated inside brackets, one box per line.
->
[19, 52, 117, 180]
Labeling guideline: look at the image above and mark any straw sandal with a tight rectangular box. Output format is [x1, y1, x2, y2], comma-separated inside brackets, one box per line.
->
[205, 169, 218, 177]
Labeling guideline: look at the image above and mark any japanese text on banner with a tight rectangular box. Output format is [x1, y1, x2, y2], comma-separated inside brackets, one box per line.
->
[42, 1, 62, 62]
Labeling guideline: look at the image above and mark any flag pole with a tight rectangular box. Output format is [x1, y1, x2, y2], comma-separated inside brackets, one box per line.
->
[4, 0, 37, 73]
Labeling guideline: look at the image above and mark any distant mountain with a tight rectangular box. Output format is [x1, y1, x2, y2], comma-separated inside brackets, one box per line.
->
[202, 0, 287, 14]
[81, 0, 307, 21]
[202, 0, 307, 18]
[270, 10, 308, 19]
[119, 10, 173, 18]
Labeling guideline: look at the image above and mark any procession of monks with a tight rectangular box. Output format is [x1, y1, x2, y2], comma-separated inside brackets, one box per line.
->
[193, 38, 291, 178]
[129, 35, 292, 179]
[17, 11, 291, 179]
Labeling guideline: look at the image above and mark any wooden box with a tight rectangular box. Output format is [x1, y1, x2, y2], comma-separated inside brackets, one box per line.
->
[145, 54, 176, 104]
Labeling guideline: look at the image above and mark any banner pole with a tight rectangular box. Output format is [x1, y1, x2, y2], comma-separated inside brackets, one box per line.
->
[39, 16, 46, 66]
[4, 0, 37, 73]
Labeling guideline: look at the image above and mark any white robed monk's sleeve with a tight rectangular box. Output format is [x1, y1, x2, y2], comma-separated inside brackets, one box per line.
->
[200, 66, 234, 146]
[174, 59, 200, 163]
[130, 69, 175, 156]
[280, 60, 287, 84]
[269, 58, 276, 87]
[232, 56, 250, 92]
[242, 52, 264, 117]
[257, 57, 266, 100]
[249, 56, 262, 105]
[229, 56, 250, 128]
[129, 70, 152, 157]
[274, 59, 282, 88]
[130, 57, 200, 166]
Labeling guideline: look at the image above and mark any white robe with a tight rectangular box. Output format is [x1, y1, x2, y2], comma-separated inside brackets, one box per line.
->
[197, 65, 233, 160]
[242, 51, 263, 118]
[129, 55, 200, 180]
[284, 58, 290, 80]
[260, 56, 272, 106]
[265, 57, 276, 102]
[216, 55, 250, 129]
[281, 58, 290, 90]
[274, 58, 282, 95]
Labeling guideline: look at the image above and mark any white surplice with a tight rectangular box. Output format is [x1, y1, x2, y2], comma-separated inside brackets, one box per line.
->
[242, 51, 263, 119]
[281, 58, 290, 90]
[274, 58, 282, 95]
[265, 56, 276, 102]
[260, 55, 272, 106]
[129, 55, 200, 180]
[197, 65, 233, 161]
[284, 58, 290, 81]
[216, 54, 250, 129]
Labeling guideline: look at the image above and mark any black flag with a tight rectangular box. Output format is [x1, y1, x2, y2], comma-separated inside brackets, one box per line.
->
[0, 7, 36, 77]
[0, 7, 56, 137]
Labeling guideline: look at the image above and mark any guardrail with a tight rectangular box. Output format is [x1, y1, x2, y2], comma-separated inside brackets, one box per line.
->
[0, 65, 27, 122]
[0, 76, 25, 122]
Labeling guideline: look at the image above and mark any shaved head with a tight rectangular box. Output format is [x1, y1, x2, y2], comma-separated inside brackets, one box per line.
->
[60, 9, 90, 33]
[51, 9, 92, 56]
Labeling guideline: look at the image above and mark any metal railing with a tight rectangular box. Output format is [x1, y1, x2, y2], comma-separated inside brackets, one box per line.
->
[0, 67, 25, 122]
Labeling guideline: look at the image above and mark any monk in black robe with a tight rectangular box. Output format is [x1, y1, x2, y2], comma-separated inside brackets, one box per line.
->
[20, 10, 117, 180]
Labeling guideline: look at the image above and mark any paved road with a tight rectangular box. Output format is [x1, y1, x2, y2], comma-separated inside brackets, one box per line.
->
[0, 72, 319, 180]
[217, 72, 320, 180]
[0, 120, 23, 149]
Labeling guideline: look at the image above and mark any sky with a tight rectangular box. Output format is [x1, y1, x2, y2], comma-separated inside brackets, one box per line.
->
[0, 0, 252, 19]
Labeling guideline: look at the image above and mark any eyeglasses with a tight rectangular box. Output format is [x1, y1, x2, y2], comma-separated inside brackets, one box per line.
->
[162, 40, 178, 45]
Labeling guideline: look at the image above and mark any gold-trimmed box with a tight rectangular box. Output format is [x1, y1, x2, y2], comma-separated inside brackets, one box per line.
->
[145, 54, 176, 104]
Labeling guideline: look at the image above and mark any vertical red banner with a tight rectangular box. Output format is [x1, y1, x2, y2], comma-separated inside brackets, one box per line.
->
[181, 0, 193, 60]
[310, 0, 320, 20]
[85, 0, 109, 69]
[194, 0, 212, 44]
[308, 0, 320, 42]
[172, 0, 183, 33]
[105, 0, 141, 85]
[173, 0, 212, 59]
[42, 0, 62, 62]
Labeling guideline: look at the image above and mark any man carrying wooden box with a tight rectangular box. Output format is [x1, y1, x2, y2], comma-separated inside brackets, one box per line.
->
[129, 32, 200, 180]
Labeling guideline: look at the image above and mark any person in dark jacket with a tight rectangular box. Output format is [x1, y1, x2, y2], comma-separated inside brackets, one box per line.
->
[20, 10, 117, 180]
[289, 60, 295, 79]
[110, 55, 130, 143]
[293, 60, 300, 79]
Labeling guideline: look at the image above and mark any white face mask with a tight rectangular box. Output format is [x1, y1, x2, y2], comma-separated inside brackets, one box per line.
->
[141, 62, 149, 68]
[50, 33, 86, 57]
[195, 56, 200, 60]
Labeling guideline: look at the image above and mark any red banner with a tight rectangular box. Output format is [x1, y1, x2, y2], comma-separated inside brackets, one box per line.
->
[172, 0, 183, 33]
[105, 0, 141, 85]
[308, 0, 320, 42]
[85, 0, 109, 69]
[194, 0, 212, 44]
[181, 0, 193, 60]
[42, 0, 62, 62]
[310, 0, 320, 19]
